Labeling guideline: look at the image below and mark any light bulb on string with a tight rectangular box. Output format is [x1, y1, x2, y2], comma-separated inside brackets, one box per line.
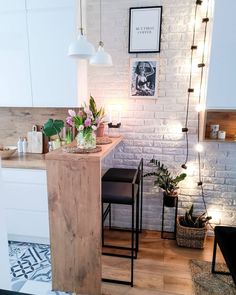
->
[195, 103, 205, 112]
[195, 143, 204, 153]
[189, 14, 202, 30]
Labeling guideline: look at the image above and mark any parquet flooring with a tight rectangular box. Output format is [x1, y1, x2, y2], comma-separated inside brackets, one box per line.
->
[101, 230, 224, 295]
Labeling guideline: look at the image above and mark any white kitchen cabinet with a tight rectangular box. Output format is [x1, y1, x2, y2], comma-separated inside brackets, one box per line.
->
[2, 168, 49, 244]
[26, 0, 73, 10]
[0, 0, 80, 107]
[27, 1, 78, 107]
[206, 0, 236, 109]
[0, 9, 32, 107]
[0, 0, 25, 13]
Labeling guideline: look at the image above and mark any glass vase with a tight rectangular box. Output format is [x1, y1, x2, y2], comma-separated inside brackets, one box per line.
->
[76, 129, 96, 149]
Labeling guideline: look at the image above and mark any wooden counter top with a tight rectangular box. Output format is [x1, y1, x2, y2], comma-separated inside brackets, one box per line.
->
[46, 136, 123, 162]
[1, 153, 46, 170]
[1, 137, 122, 170]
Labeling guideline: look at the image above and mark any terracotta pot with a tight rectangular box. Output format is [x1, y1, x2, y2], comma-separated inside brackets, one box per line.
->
[96, 123, 105, 137]
[163, 192, 178, 208]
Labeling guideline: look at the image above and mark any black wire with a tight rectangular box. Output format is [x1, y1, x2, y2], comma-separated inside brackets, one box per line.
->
[80, 0, 83, 34]
[183, 2, 199, 166]
[197, 0, 210, 216]
[184, 3, 198, 129]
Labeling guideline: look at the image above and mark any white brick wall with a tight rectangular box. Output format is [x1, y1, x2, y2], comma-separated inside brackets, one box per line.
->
[87, 0, 236, 230]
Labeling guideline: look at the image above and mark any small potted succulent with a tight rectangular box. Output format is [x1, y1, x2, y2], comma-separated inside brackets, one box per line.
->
[144, 159, 187, 207]
[176, 204, 212, 249]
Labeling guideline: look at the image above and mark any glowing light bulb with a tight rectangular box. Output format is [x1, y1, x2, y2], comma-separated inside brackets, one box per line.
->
[195, 143, 204, 153]
[208, 210, 221, 224]
[195, 104, 205, 112]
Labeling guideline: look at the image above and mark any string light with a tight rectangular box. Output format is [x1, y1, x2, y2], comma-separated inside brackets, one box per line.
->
[181, 0, 211, 216]
[195, 143, 204, 153]
[195, 103, 205, 112]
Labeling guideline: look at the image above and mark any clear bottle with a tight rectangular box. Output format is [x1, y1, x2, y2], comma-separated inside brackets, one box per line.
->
[22, 137, 28, 153]
[17, 137, 23, 153]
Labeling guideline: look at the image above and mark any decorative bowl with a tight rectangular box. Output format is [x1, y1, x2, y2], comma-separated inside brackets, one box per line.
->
[0, 146, 17, 159]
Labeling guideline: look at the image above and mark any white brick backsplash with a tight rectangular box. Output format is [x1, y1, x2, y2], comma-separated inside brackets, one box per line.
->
[87, 0, 236, 230]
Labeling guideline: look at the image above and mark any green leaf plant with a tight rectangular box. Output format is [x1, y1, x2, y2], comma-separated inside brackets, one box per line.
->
[180, 204, 212, 228]
[42, 119, 64, 140]
[144, 159, 187, 196]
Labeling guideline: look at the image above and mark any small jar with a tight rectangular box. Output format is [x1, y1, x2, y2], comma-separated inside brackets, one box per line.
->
[22, 137, 28, 153]
[17, 137, 23, 153]
[218, 131, 226, 140]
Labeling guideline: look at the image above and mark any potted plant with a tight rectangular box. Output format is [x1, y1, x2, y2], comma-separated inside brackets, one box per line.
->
[144, 159, 187, 207]
[66, 108, 98, 149]
[89, 95, 106, 137]
[42, 119, 64, 150]
[176, 204, 212, 249]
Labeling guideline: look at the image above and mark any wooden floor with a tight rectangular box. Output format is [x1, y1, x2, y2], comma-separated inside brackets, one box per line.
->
[101, 230, 224, 295]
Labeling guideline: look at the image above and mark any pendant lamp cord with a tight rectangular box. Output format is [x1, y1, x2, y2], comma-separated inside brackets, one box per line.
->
[99, 0, 103, 46]
[80, 0, 83, 35]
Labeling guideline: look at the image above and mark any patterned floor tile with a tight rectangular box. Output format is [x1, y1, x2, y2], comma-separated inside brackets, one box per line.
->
[8, 241, 70, 295]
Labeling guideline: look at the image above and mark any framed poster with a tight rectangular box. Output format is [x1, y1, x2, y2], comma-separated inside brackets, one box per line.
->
[130, 58, 158, 99]
[129, 6, 162, 53]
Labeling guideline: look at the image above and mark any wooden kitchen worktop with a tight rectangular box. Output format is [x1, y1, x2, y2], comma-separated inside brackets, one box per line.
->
[1, 137, 123, 170]
[1, 153, 46, 170]
[46, 136, 123, 161]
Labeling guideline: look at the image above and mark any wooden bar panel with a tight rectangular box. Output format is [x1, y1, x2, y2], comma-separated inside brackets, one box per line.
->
[46, 138, 122, 295]
[46, 157, 101, 294]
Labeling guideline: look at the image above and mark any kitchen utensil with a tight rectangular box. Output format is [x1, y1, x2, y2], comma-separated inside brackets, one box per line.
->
[27, 125, 43, 153]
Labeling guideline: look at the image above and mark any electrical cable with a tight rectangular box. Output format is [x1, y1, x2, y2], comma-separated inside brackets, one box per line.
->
[182, 2, 199, 167]
[182, 0, 212, 217]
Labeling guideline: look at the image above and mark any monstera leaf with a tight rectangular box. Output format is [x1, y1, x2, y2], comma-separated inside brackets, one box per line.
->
[42, 119, 64, 138]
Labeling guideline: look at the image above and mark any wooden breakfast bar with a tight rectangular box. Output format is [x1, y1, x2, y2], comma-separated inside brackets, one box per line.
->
[45, 137, 122, 295]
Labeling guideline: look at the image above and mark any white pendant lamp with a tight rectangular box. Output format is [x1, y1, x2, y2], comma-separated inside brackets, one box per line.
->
[89, 0, 112, 66]
[90, 41, 112, 66]
[68, 0, 95, 59]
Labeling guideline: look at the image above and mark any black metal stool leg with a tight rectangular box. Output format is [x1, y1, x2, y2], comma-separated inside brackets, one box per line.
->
[161, 199, 165, 239]
[212, 236, 217, 273]
[102, 202, 105, 246]
[135, 188, 140, 254]
[140, 160, 143, 233]
[109, 203, 112, 229]
[131, 202, 134, 287]
[174, 198, 178, 238]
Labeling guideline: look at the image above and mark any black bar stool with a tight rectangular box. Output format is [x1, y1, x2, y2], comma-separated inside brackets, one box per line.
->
[102, 158, 143, 232]
[101, 161, 142, 287]
[212, 226, 236, 285]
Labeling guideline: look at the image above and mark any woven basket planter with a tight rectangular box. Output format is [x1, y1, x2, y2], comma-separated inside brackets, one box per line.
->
[176, 216, 207, 249]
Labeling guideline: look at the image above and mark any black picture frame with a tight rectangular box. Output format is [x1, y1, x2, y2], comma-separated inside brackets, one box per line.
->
[128, 6, 162, 54]
[130, 58, 158, 99]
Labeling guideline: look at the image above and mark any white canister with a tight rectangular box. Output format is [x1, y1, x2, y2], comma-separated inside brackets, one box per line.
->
[210, 124, 219, 139]
[218, 130, 226, 140]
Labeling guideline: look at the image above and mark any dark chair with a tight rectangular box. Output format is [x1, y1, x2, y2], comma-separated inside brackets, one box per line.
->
[211, 225, 236, 285]
[101, 160, 142, 287]
[102, 158, 143, 232]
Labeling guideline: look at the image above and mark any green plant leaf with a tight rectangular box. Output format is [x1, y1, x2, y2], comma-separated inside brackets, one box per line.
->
[42, 119, 64, 138]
